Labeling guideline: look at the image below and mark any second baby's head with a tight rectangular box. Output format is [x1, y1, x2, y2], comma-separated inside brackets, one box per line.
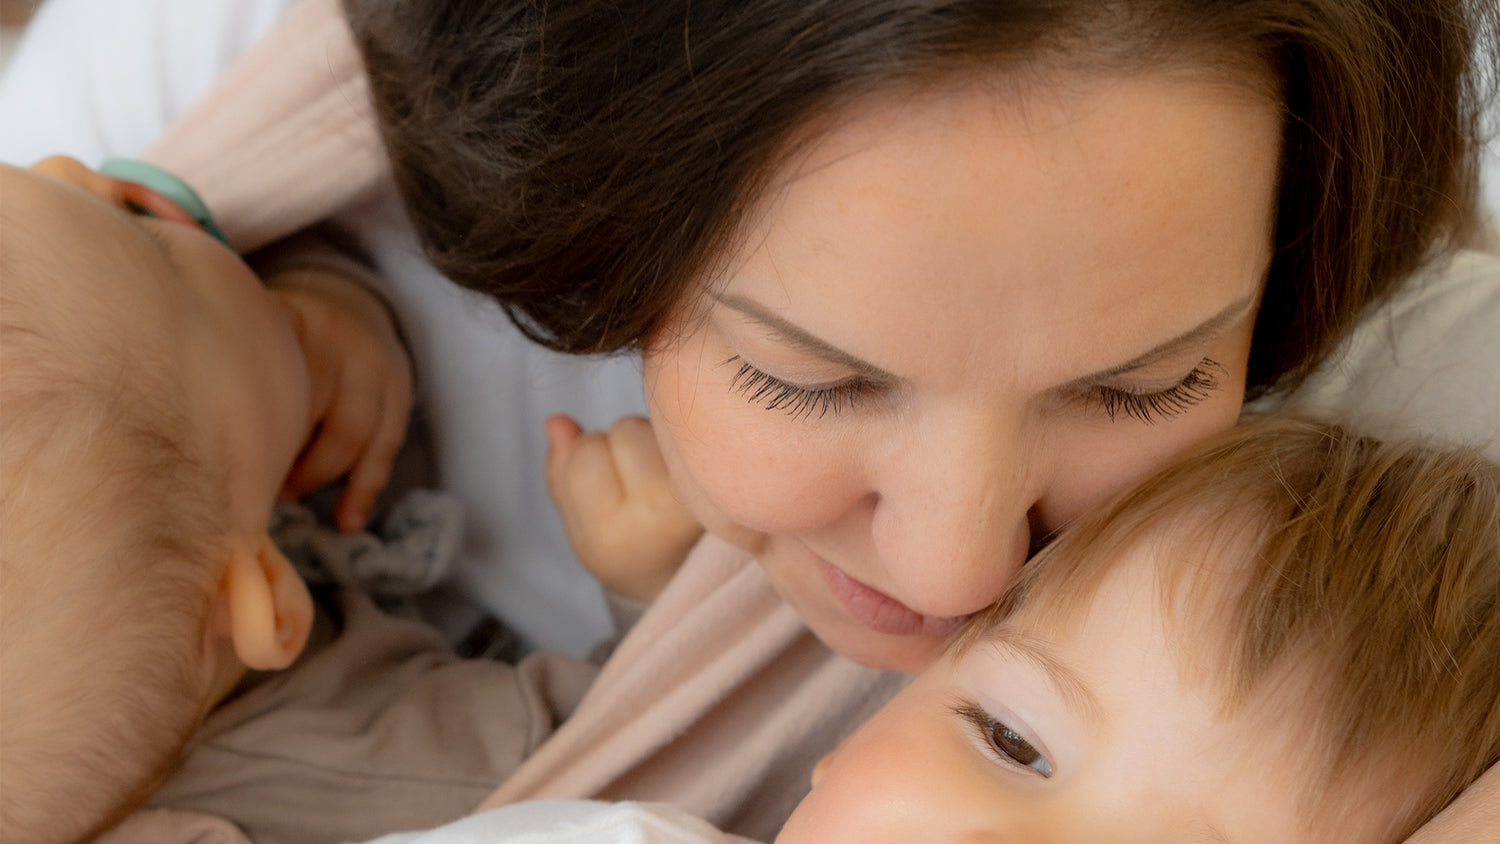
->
[0, 159, 319, 844]
[782, 418, 1500, 843]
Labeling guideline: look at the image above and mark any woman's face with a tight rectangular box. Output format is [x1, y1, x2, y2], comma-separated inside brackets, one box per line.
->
[642, 68, 1282, 672]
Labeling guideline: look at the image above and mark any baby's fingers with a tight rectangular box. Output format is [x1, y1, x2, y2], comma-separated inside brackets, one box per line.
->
[544, 414, 586, 508]
[337, 387, 411, 533]
[282, 424, 371, 503]
[281, 386, 382, 502]
[602, 417, 672, 494]
[558, 431, 629, 524]
[605, 417, 697, 532]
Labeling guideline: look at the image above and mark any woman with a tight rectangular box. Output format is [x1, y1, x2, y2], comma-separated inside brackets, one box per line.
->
[347, 0, 1500, 730]
[2, 0, 1496, 839]
[346, 0, 1500, 673]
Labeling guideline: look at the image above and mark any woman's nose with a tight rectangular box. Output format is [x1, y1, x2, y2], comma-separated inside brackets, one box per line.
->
[868, 417, 1038, 618]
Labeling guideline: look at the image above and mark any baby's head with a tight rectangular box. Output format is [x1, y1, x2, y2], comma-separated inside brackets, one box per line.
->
[0, 160, 316, 843]
[781, 417, 1500, 843]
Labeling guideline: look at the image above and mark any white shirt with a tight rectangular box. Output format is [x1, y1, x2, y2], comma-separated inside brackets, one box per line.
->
[359, 801, 754, 844]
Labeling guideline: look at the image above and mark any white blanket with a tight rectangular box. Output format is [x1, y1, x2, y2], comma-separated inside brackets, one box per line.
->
[360, 801, 755, 844]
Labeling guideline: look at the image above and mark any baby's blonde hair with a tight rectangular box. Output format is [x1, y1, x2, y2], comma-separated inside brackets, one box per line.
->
[954, 416, 1500, 840]
[0, 248, 234, 843]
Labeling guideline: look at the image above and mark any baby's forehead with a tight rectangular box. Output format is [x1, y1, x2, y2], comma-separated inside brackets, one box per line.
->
[958, 506, 1263, 654]
[949, 522, 1381, 833]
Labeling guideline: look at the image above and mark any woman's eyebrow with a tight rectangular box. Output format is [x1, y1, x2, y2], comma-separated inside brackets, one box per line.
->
[717, 290, 1256, 387]
[714, 294, 894, 381]
[1061, 294, 1259, 388]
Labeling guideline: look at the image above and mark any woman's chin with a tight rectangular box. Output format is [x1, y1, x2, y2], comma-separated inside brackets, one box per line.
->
[752, 539, 948, 672]
[808, 614, 944, 674]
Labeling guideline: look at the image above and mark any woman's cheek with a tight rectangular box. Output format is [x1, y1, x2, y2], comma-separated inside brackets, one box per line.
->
[1036, 407, 1233, 531]
[1034, 334, 1253, 532]
[644, 344, 865, 549]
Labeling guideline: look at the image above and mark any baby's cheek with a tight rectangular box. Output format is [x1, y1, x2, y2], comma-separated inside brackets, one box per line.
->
[779, 697, 942, 844]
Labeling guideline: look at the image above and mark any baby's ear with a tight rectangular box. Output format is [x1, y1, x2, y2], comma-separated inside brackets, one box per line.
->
[213, 538, 313, 671]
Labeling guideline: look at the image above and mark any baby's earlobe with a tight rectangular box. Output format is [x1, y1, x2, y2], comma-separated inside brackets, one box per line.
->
[215, 539, 314, 671]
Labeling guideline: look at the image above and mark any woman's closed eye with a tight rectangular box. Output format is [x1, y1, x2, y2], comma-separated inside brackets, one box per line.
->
[723, 350, 1223, 426]
[724, 356, 867, 419]
[1086, 358, 1224, 424]
[952, 700, 1055, 778]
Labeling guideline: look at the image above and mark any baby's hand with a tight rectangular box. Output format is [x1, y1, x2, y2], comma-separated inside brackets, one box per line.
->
[268, 267, 414, 533]
[546, 415, 704, 602]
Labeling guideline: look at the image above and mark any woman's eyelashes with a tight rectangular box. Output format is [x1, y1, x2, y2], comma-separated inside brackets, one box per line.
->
[723, 352, 1223, 425]
[1087, 358, 1224, 424]
[724, 356, 866, 419]
[952, 700, 1055, 778]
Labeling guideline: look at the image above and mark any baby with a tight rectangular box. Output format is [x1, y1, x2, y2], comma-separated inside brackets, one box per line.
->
[0, 155, 701, 844]
[780, 417, 1500, 842]
[418, 415, 1500, 843]
[0, 156, 412, 843]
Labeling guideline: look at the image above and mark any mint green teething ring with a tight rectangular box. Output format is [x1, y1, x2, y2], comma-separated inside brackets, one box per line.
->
[100, 158, 231, 246]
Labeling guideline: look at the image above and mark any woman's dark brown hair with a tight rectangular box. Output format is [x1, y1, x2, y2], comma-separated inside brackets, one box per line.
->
[346, 0, 1498, 397]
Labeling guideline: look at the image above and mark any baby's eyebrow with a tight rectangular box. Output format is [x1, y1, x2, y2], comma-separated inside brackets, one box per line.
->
[987, 631, 1104, 726]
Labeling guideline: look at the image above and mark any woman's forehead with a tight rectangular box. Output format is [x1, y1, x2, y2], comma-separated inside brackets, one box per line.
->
[713, 71, 1278, 389]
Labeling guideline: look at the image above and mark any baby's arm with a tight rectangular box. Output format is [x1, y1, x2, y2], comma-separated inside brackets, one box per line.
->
[545, 415, 704, 603]
[263, 257, 414, 534]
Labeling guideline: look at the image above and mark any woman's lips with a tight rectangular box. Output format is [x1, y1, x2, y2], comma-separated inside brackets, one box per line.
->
[815, 556, 967, 638]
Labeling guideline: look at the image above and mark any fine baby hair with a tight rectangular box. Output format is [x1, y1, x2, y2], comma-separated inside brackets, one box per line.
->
[0, 215, 235, 838]
[953, 417, 1500, 839]
[0, 160, 330, 844]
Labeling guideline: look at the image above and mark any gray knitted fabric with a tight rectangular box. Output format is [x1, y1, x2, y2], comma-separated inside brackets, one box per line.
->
[272, 489, 463, 597]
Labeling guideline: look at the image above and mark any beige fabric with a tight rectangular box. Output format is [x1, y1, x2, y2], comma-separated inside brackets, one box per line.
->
[480, 536, 905, 842]
[118, 587, 597, 844]
[98, 809, 255, 844]
[101, 543, 895, 844]
[145, 0, 388, 255]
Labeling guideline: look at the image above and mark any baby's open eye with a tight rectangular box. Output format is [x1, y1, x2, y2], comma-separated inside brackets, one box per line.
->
[987, 721, 1049, 774]
[952, 700, 1054, 778]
